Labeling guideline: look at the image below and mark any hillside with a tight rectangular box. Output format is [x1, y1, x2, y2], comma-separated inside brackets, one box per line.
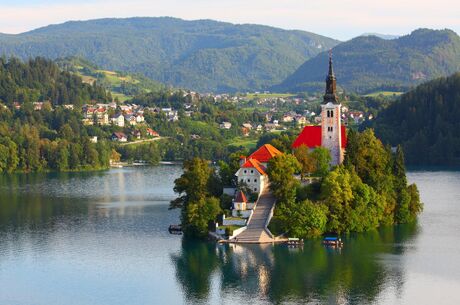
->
[369, 72, 460, 166]
[275, 29, 460, 94]
[0, 57, 109, 106]
[0, 17, 339, 93]
[55, 57, 164, 101]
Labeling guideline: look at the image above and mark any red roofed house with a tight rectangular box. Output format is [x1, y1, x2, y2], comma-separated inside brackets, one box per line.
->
[232, 191, 247, 212]
[245, 143, 283, 167]
[235, 144, 283, 195]
[292, 54, 347, 166]
[235, 158, 267, 195]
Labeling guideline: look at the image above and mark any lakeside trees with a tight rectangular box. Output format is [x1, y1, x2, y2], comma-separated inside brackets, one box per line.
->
[268, 129, 423, 238]
[370, 72, 460, 166]
[170, 158, 222, 238]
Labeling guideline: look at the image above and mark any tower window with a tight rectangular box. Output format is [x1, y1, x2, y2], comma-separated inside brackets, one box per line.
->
[330, 110, 334, 117]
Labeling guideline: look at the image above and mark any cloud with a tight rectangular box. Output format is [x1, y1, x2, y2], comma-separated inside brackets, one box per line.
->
[0, 0, 458, 40]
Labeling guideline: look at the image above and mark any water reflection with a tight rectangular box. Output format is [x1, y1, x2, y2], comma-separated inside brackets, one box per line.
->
[173, 223, 419, 304]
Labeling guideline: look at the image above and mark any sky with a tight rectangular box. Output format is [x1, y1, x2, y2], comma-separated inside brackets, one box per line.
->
[0, 0, 459, 40]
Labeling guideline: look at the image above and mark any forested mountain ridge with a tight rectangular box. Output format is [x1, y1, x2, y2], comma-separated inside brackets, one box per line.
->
[0, 57, 110, 106]
[275, 29, 460, 94]
[0, 17, 339, 92]
[369, 72, 460, 166]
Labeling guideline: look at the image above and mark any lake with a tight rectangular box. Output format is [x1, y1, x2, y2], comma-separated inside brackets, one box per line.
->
[0, 166, 459, 305]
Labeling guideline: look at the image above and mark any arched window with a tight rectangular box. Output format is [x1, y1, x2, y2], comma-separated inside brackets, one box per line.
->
[330, 110, 334, 117]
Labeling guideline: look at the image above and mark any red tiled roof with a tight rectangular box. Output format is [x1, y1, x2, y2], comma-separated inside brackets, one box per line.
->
[241, 158, 267, 175]
[292, 125, 347, 149]
[248, 144, 283, 163]
[235, 191, 247, 203]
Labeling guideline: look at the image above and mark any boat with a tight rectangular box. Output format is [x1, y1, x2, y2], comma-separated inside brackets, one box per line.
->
[322, 236, 343, 247]
[168, 224, 182, 234]
[286, 237, 304, 247]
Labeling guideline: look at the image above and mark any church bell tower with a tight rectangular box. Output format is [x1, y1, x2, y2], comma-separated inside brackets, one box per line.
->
[321, 52, 344, 165]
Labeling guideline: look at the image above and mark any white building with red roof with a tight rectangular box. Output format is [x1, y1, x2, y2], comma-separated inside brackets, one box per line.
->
[235, 144, 283, 195]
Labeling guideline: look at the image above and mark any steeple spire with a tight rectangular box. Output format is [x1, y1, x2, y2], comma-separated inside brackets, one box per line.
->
[324, 49, 339, 104]
[328, 49, 334, 77]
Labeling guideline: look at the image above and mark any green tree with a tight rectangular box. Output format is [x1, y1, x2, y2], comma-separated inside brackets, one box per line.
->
[311, 147, 331, 177]
[171, 158, 223, 238]
[294, 145, 316, 180]
[267, 154, 301, 205]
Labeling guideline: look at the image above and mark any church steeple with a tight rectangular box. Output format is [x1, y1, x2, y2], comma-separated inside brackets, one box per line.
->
[323, 50, 339, 104]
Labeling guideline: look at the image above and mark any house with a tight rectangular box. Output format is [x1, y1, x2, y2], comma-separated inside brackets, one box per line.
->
[295, 115, 308, 125]
[125, 115, 137, 126]
[111, 114, 125, 127]
[33, 102, 44, 111]
[90, 136, 98, 143]
[111, 132, 127, 142]
[63, 104, 74, 110]
[220, 122, 232, 129]
[282, 114, 294, 122]
[242, 123, 253, 130]
[132, 130, 141, 139]
[232, 191, 247, 212]
[244, 144, 283, 167]
[234, 144, 283, 195]
[146, 128, 160, 138]
[235, 158, 267, 194]
[135, 114, 144, 123]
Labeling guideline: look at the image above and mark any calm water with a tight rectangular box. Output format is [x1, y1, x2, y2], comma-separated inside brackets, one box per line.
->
[0, 166, 459, 305]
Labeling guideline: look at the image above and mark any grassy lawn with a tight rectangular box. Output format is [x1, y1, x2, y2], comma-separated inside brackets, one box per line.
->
[229, 137, 258, 149]
[364, 91, 404, 97]
[111, 92, 131, 102]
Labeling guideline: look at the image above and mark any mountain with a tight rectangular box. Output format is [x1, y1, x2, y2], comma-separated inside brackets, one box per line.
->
[0, 17, 339, 93]
[369, 72, 460, 166]
[275, 29, 460, 94]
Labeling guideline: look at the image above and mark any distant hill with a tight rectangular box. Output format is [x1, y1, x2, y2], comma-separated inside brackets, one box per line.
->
[55, 57, 164, 101]
[275, 29, 460, 94]
[360, 33, 400, 40]
[0, 17, 339, 93]
[369, 72, 460, 166]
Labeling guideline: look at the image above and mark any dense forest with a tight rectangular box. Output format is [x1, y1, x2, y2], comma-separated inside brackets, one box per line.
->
[0, 17, 338, 92]
[0, 57, 110, 106]
[370, 72, 460, 166]
[276, 29, 460, 94]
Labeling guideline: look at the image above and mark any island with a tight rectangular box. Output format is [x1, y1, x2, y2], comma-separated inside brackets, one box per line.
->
[171, 55, 423, 242]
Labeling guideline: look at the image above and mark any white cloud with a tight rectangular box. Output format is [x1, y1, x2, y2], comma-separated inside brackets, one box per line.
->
[0, 0, 459, 40]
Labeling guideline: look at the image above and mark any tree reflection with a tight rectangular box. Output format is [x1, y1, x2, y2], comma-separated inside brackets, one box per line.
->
[172, 223, 418, 304]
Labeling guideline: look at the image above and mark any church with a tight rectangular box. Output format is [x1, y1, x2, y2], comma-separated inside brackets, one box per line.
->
[292, 54, 347, 165]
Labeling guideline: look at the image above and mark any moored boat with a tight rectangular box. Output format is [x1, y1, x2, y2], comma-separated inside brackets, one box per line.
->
[322, 236, 343, 247]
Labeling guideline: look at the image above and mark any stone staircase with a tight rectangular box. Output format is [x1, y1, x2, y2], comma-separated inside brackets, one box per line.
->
[232, 190, 276, 243]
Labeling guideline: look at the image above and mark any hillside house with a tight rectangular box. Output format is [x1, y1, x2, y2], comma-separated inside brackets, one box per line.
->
[111, 132, 127, 142]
